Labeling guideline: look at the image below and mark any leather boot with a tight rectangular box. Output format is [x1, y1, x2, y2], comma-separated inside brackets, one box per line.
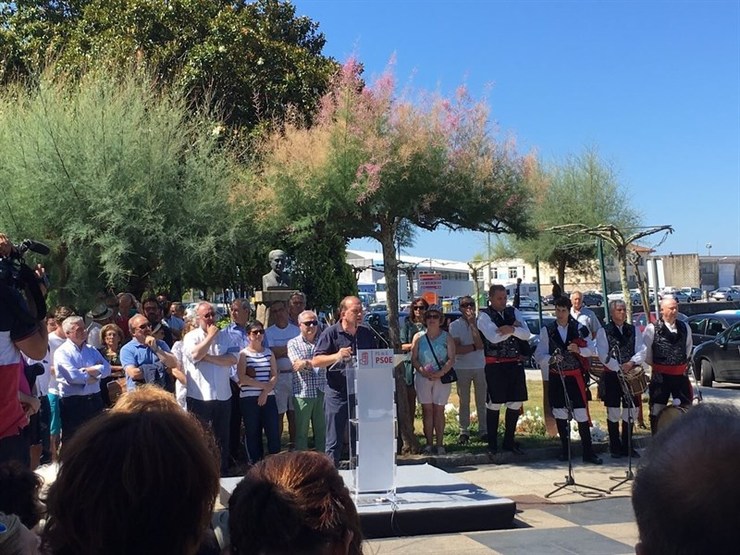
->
[607, 420, 622, 458]
[578, 421, 603, 465]
[486, 409, 499, 454]
[556, 419, 569, 461]
[502, 408, 523, 454]
[621, 422, 640, 458]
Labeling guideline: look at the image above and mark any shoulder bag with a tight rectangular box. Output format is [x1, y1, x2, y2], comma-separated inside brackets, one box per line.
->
[425, 333, 457, 384]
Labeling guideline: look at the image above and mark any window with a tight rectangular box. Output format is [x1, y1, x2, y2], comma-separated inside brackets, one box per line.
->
[707, 319, 726, 337]
[508, 267, 518, 279]
[728, 324, 740, 342]
[492, 268, 499, 279]
[689, 318, 706, 335]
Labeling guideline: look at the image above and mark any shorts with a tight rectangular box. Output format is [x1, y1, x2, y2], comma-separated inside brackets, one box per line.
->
[414, 373, 452, 406]
[485, 361, 528, 404]
[602, 371, 634, 407]
[549, 374, 588, 410]
[274, 373, 294, 414]
[48, 392, 61, 436]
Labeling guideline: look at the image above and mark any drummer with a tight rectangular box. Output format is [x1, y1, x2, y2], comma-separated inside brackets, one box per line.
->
[596, 300, 646, 457]
[643, 296, 693, 435]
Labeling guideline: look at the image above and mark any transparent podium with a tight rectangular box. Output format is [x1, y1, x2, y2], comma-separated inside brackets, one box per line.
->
[346, 349, 397, 497]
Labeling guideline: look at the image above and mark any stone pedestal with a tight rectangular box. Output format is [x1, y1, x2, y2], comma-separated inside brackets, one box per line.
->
[254, 289, 298, 327]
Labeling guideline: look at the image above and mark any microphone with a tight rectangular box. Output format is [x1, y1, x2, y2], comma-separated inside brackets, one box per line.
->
[15, 239, 51, 257]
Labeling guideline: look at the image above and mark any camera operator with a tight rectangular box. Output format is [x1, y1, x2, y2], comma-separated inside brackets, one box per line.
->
[0, 233, 49, 466]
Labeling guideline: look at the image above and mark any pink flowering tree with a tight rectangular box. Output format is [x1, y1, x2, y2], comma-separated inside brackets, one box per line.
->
[255, 59, 533, 451]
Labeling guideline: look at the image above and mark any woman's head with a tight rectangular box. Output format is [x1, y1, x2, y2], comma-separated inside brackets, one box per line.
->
[112, 384, 184, 414]
[424, 304, 443, 328]
[100, 323, 124, 349]
[43, 411, 219, 555]
[229, 451, 363, 555]
[246, 321, 266, 346]
[409, 297, 429, 323]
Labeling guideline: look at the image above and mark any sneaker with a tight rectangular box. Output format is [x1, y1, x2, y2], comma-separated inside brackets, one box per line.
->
[422, 445, 434, 455]
[436, 446, 446, 455]
[458, 433, 469, 445]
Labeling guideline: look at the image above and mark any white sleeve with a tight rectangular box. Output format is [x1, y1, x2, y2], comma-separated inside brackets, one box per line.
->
[643, 324, 655, 364]
[596, 328, 619, 372]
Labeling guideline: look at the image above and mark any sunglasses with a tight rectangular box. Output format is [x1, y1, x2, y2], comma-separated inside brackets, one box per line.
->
[250, 329, 265, 336]
[425, 313, 441, 320]
[460, 302, 475, 309]
[301, 321, 319, 327]
[412, 306, 426, 311]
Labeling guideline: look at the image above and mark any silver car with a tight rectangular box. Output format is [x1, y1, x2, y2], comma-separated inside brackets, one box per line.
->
[710, 287, 737, 302]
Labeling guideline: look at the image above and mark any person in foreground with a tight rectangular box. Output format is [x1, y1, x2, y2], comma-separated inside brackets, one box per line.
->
[229, 451, 363, 555]
[632, 403, 740, 555]
[41, 410, 220, 555]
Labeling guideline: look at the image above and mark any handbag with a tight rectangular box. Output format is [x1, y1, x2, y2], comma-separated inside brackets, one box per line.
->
[425, 333, 457, 384]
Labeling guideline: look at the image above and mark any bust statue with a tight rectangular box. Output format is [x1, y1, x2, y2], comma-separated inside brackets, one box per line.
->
[262, 249, 291, 290]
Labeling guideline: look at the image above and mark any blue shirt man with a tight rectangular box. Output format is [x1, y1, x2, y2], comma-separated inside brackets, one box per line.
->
[120, 314, 178, 391]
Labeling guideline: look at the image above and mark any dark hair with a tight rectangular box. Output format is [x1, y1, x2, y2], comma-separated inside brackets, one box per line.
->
[0, 461, 43, 529]
[632, 403, 740, 555]
[553, 296, 572, 310]
[229, 451, 363, 555]
[246, 321, 265, 335]
[410, 297, 428, 323]
[43, 411, 220, 555]
[488, 284, 506, 296]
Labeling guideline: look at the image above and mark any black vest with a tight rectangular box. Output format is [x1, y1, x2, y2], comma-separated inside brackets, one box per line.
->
[603, 322, 636, 365]
[480, 307, 527, 359]
[545, 319, 584, 371]
[652, 320, 688, 366]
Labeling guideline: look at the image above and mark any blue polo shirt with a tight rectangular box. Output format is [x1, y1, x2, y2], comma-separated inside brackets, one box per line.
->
[314, 323, 377, 395]
[120, 338, 171, 390]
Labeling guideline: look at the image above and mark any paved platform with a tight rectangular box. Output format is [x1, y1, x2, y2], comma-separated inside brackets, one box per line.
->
[366, 456, 642, 554]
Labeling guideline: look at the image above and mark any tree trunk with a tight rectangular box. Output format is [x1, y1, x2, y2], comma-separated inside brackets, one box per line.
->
[379, 224, 421, 454]
[557, 257, 567, 293]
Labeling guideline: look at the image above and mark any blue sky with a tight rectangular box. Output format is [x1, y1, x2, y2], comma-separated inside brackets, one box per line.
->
[293, 0, 740, 261]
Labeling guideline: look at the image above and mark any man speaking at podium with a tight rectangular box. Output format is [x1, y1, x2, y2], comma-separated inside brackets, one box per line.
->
[312, 296, 377, 467]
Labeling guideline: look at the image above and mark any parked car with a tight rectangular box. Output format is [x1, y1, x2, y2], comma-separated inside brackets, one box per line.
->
[581, 292, 603, 307]
[692, 321, 740, 386]
[710, 287, 738, 302]
[508, 295, 539, 311]
[631, 311, 688, 333]
[607, 290, 641, 305]
[681, 287, 703, 302]
[541, 292, 570, 306]
[687, 313, 740, 346]
[661, 290, 692, 304]
[520, 313, 556, 368]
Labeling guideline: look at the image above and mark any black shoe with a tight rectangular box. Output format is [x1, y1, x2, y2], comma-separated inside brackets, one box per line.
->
[503, 442, 524, 455]
[583, 453, 603, 465]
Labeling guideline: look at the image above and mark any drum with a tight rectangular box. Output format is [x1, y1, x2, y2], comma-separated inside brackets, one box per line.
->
[655, 404, 687, 434]
[589, 356, 605, 381]
[624, 366, 649, 396]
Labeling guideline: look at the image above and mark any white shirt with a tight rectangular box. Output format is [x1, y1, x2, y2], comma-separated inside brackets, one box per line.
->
[86, 322, 103, 349]
[571, 306, 602, 338]
[448, 317, 485, 369]
[477, 306, 531, 345]
[534, 322, 595, 381]
[47, 333, 67, 396]
[265, 323, 300, 373]
[183, 328, 235, 401]
[595, 324, 647, 372]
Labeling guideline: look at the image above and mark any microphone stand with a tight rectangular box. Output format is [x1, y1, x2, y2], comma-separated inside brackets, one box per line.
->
[609, 343, 636, 492]
[546, 347, 607, 499]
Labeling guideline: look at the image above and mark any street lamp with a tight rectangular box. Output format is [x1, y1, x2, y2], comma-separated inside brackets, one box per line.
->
[706, 243, 712, 257]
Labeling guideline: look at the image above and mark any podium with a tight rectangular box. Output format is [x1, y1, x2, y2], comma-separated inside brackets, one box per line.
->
[347, 349, 397, 496]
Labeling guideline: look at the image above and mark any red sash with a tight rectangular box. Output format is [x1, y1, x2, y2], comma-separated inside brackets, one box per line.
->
[549, 366, 592, 425]
[653, 363, 686, 376]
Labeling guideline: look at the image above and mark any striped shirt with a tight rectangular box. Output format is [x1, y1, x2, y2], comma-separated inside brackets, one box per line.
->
[239, 348, 275, 398]
[287, 334, 326, 398]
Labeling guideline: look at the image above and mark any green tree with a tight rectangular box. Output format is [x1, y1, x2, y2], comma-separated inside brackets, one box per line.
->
[499, 148, 641, 288]
[0, 0, 336, 132]
[0, 69, 253, 305]
[253, 59, 533, 452]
